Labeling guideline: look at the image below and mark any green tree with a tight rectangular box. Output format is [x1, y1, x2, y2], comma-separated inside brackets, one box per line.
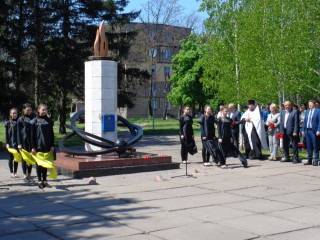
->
[168, 34, 210, 116]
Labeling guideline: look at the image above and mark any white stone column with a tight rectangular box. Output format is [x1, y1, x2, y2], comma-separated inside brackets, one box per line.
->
[85, 60, 117, 151]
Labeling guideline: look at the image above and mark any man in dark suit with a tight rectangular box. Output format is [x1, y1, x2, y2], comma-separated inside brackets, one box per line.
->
[228, 103, 241, 150]
[302, 100, 320, 166]
[280, 101, 300, 163]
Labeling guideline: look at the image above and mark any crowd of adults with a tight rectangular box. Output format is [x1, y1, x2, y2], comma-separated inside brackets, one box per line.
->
[219, 99, 320, 165]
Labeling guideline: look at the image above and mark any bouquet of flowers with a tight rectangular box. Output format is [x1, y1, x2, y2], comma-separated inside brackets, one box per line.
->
[231, 120, 236, 127]
[269, 122, 275, 128]
[276, 133, 283, 140]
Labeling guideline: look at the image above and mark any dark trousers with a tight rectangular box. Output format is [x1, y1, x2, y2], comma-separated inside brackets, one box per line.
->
[22, 159, 32, 175]
[181, 142, 188, 161]
[36, 164, 47, 182]
[8, 153, 18, 173]
[202, 148, 210, 162]
[220, 142, 247, 167]
[231, 130, 239, 150]
[283, 129, 299, 161]
[306, 129, 319, 163]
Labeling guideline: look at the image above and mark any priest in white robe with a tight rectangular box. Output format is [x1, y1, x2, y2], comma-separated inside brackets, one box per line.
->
[241, 100, 268, 160]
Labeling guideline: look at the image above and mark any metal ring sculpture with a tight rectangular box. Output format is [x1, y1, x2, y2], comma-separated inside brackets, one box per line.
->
[58, 110, 143, 156]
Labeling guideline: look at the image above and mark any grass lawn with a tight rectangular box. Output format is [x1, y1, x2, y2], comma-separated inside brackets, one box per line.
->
[0, 118, 309, 160]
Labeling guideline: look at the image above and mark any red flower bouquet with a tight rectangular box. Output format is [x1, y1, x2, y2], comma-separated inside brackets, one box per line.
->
[232, 120, 235, 126]
[269, 122, 275, 128]
[298, 143, 304, 148]
[276, 133, 283, 140]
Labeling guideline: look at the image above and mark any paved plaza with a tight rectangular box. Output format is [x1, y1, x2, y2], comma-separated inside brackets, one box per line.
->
[0, 135, 319, 240]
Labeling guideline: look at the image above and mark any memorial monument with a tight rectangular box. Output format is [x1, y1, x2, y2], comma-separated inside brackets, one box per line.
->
[55, 21, 178, 178]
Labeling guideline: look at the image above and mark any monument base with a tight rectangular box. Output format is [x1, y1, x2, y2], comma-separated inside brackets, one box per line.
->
[55, 151, 179, 179]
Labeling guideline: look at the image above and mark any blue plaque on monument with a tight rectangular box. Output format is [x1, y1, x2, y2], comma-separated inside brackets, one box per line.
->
[102, 115, 115, 132]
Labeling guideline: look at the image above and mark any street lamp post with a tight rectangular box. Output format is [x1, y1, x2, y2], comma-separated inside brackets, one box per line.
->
[150, 64, 156, 130]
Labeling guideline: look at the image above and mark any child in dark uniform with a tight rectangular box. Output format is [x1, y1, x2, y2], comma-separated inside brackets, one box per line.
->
[199, 105, 216, 166]
[17, 103, 36, 183]
[217, 106, 248, 169]
[31, 104, 55, 189]
[179, 106, 195, 164]
[5, 108, 19, 177]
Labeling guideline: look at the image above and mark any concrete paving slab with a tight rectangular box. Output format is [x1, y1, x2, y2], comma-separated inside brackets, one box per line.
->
[85, 202, 162, 219]
[175, 205, 254, 222]
[20, 209, 105, 228]
[228, 186, 292, 198]
[113, 211, 199, 233]
[114, 234, 162, 240]
[224, 199, 300, 214]
[46, 220, 142, 240]
[0, 193, 72, 216]
[219, 214, 310, 236]
[268, 227, 320, 240]
[151, 222, 258, 240]
[42, 191, 128, 209]
[0, 230, 58, 240]
[268, 206, 320, 226]
[0, 217, 36, 235]
[265, 190, 320, 206]
[140, 192, 252, 211]
[153, 186, 214, 197]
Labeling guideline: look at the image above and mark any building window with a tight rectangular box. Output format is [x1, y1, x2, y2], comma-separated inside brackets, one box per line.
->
[163, 49, 172, 59]
[149, 48, 157, 58]
[164, 33, 171, 41]
[164, 66, 171, 76]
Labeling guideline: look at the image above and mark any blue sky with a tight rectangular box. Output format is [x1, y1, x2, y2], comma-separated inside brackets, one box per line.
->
[125, 0, 209, 23]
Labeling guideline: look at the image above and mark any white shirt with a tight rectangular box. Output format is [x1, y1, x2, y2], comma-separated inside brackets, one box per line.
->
[307, 109, 314, 129]
[284, 110, 290, 129]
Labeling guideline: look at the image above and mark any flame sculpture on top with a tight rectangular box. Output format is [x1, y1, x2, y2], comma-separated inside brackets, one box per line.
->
[94, 20, 108, 57]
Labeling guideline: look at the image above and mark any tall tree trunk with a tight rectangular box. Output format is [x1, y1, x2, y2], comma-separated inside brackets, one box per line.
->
[34, 0, 40, 107]
[34, 55, 39, 107]
[59, 90, 67, 134]
[162, 99, 167, 120]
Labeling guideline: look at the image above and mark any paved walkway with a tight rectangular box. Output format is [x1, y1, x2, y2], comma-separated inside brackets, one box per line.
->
[0, 136, 319, 240]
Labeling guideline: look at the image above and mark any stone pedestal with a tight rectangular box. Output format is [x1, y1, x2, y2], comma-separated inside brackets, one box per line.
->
[85, 60, 117, 151]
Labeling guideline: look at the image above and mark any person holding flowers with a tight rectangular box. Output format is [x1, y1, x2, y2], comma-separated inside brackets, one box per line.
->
[266, 103, 281, 160]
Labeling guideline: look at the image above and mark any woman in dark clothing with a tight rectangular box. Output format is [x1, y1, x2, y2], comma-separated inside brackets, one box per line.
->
[31, 104, 55, 189]
[180, 106, 196, 164]
[217, 106, 248, 169]
[5, 108, 19, 177]
[199, 105, 216, 166]
[17, 103, 36, 183]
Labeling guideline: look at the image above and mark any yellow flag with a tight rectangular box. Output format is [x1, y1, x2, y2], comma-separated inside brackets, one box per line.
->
[7, 148, 22, 163]
[19, 149, 36, 166]
[33, 152, 57, 180]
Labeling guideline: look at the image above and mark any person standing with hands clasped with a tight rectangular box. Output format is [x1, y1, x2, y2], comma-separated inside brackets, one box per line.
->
[280, 101, 300, 163]
[266, 104, 281, 161]
[199, 105, 216, 166]
[302, 100, 320, 166]
[5, 108, 19, 178]
[31, 104, 55, 189]
[180, 106, 196, 164]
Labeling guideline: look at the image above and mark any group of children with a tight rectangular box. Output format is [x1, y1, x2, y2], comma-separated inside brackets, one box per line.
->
[179, 105, 248, 169]
[5, 103, 55, 189]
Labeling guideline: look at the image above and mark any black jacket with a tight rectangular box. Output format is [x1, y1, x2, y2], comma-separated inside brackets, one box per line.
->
[227, 110, 241, 133]
[5, 120, 18, 149]
[199, 115, 215, 140]
[217, 117, 233, 142]
[31, 116, 54, 152]
[17, 114, 36, 151]
[179, 115, 194, 144]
